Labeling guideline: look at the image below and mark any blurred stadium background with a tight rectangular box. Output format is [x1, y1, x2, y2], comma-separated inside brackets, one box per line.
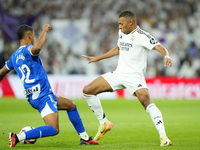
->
[0, 0, 200, 100]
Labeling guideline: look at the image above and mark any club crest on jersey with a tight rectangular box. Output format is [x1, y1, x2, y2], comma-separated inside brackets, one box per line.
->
[28, 46, 32, 51]
[119, 35, 122, 39]
[131, 35, 135, 41]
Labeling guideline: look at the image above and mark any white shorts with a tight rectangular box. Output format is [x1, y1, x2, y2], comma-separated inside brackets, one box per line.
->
[102, 71, 148, 95]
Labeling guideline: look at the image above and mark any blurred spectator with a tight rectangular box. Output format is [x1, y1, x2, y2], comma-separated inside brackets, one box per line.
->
[0, 0, 199, 77]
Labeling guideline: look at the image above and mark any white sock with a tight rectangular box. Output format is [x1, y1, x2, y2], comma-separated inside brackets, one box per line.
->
[17, 132, 26, 141]
[79, 131, 89, 140]
[146, 103, 166, 138]
[83, 94, 107, 124]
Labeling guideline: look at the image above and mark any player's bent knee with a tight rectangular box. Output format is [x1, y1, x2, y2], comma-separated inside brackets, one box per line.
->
[63, 98, 76, 110]
[55, 128, 59, 134]
[83, 85, 88, 94]
[67, 99, 76, 109]
[50, 125, 59, 136]
[49, 125, 59, 134]
[57, 95, 76, 110]
[83, 85, 94, 95]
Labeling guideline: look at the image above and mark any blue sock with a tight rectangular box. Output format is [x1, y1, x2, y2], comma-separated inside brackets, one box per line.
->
[67, 105, 85, 134]
[25, 125, 57, 140]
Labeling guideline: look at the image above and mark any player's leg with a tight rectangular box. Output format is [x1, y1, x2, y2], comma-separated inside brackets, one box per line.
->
[83, 73, 121, 141]
[16, 113, 58, 142]
[135, 88, 172, 146]
[22, 95, 59, 139]
[17, 113, 59, 140]
[83, 76, 112, 125]
[56, 95, 86, 138]
[9, 94, 59, 147]
[56, 95, 100, 145]
[9, 120, 58, 147]
[134, 88, 153, 109]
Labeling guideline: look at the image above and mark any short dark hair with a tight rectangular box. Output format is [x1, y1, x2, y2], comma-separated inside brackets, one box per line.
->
[119, 11, 136, 19]
[17, 25, 33, 40]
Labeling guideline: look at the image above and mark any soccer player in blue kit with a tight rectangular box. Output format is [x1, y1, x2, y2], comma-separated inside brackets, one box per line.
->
[0, 24, 100, 147]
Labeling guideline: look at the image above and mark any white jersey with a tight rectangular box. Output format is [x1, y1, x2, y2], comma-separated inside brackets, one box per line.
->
[116, 26, 160, 76]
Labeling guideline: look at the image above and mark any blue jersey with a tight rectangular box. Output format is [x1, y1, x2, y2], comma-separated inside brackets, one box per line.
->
[6, 45, 53, 100]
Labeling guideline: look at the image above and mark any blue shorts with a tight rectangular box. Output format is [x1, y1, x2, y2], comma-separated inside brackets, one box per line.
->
[28, 93, 58, 118]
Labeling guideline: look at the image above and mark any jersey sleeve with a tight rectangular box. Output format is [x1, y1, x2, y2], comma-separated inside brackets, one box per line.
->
[117, 30, 122, 47]
[25, 45, 34, 56]
[5, 56, 14, 70]
[27, 45, 40, 56]
[140, 33, 160, 50]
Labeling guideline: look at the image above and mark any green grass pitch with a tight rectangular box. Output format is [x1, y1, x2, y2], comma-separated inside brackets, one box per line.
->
[0, 98, 200, 150]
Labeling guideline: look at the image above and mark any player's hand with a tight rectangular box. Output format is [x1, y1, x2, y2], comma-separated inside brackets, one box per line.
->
[82, 55, 98, 64]
[164, 56, 172, 67]
[43, 24, 51, 33]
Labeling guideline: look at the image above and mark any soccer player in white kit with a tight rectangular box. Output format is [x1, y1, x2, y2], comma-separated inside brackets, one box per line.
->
[82, 11, 172, 146]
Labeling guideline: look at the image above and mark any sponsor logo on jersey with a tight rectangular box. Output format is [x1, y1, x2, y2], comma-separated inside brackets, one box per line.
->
[119, 42, 132, 51]
[119, 42, 132, 47]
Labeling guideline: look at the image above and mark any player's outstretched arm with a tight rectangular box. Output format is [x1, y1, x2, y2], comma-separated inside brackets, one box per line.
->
[31, 24, 51, 55]
[0, 66, 10, 82]
[82, 46, 119, 64]
[153, 44, 172, 67]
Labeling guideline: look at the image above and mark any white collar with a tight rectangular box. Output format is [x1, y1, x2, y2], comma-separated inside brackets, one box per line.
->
[19, 45, 26, 48]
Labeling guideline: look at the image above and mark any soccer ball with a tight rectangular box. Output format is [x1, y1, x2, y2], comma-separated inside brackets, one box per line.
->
[19, 126, 37, 144]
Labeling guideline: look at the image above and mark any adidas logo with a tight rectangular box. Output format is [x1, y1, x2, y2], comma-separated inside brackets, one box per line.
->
[137, 84, 142, 88]
[156, 120, 162, 125]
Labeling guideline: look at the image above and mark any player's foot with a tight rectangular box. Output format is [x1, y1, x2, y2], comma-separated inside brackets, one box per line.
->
[94, 120, 113, 141]
[80, 136, 100, 145]
[160, 136, 172, 146]
[8, 132, 19, 147]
